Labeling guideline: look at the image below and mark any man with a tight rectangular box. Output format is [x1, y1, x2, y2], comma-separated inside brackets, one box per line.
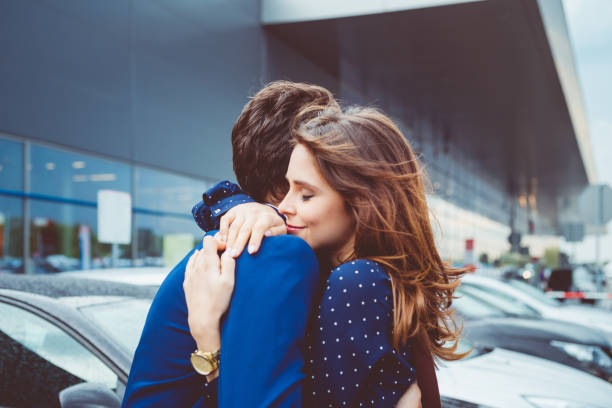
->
[123, 81, 340, 407]
[124, 81, 431, 408]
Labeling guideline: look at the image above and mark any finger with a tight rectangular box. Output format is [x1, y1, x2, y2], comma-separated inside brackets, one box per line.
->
[264, 224, 287, 237]
[201, 236, 221, 272]
[213, 233, 227, 251]
[184, 250, 198, 283]
[247, 220, 269, 254]
[200, 250, 221, 277]
[202, 235, 222, 254]
[218, 210, 236, 243]
[220, 251, 236, 287]
[225, 214, 245, 256]
[230, 218, 256, 258]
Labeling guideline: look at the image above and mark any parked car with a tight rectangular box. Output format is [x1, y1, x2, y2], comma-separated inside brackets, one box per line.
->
[58, 267, 170, 287]
[2, 273, 612, 408]
[0, 274, 155, 407]
[547, 265, 604, 304]
[438, 337, 612, 407]
[462, 274, 612, 339]
[454, 287, 612, 381]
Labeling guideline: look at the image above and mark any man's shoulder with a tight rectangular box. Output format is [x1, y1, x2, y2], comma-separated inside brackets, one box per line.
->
[237, 235, 317, 273]
[259, 234, 314, 255]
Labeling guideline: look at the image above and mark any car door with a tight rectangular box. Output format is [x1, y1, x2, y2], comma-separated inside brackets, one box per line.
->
[0, 300, 120, 408]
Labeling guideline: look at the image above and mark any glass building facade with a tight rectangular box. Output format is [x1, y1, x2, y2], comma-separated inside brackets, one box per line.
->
[2, 130, 523, 274]
[0, 133, 211, 274]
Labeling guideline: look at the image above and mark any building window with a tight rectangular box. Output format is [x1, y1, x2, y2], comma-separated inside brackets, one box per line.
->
[0, 137, 23, 191]
[29, 144, 130, 202]
[134, 213, 202, 267]
[0, 196, 23, 273]
[29, 200, 131, 273]
[133, 166, 209, 267]
[134, 166, 209, 215]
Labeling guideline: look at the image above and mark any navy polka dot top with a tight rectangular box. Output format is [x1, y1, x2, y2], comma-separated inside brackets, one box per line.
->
[303, 259, 416, 407]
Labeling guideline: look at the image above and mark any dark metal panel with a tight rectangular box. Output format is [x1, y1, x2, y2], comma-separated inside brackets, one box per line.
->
[129, 0, 265, 180]
[0, 0, 131, 158]
[264, 0, 589, 227]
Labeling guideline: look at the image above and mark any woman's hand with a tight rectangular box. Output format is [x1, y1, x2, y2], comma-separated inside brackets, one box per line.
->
[396, 382, 422, 408]
[218, 203, 287, 257]
[184, 236, 236, 353]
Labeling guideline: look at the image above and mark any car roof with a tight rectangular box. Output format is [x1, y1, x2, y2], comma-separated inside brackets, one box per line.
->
[465, 316, 609, 345]
[57, 267, 169, 287]
[0, 273, 158, 299]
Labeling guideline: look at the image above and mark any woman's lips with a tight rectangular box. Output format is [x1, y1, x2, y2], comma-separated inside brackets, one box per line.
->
[287, 224, 305, 233]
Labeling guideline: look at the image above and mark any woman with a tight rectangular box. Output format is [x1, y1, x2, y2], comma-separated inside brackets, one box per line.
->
[185, 106, 467, 407]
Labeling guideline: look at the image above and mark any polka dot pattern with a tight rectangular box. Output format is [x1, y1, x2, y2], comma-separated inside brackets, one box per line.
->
[303, 259, 416, 407]
[202, 379, 218, 403]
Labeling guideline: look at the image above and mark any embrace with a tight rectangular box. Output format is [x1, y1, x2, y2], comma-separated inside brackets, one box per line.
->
[122, 81, 467, 408]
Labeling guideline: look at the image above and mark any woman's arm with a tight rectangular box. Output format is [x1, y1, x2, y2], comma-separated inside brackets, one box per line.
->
[218, 202, 287, 257]
[192, 180, 287, 256]
[396, 382, 422, 408]
[183, 236, 235, 381]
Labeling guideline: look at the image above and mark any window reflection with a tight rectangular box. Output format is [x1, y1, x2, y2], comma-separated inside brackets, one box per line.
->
[1, 135, 216, 273]
[135, 213, 201, 267]
[0, 196, 23, 273]
[30, 144, 130, 202]
[134, 167, 208, 214]
[0, 138, 23, 191]
[428, 194, 511, 263]
[30, 201, 130, 273]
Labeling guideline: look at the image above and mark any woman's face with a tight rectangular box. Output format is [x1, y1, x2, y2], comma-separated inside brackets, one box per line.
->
[278, 144, 355, 261]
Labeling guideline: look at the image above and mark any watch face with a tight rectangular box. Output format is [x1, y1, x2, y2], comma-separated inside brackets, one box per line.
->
[191, 354, 213, 375]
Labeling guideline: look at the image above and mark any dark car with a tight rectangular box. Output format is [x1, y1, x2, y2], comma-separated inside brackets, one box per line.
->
[546, 265, 606, 305]
[454, 286, 612, 382]
[0, 274, 156, 408]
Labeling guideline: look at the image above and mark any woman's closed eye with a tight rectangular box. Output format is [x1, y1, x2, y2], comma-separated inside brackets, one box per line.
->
[301, 194, 314, 202]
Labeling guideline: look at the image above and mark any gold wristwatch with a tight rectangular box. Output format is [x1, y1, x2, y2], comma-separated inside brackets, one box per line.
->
[190, 349, 220, 375]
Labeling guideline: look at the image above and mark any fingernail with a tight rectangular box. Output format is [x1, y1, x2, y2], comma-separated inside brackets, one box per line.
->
[264, 230, 271, 237]
[231, 248, 239, 258]
[248, 245, 255, 254]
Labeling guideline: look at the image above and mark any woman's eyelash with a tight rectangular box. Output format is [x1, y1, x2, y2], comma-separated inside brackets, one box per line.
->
[302, 194, 314, 201]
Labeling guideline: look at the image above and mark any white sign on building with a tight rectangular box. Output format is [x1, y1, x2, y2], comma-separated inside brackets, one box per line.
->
[97, 190, 132, 244]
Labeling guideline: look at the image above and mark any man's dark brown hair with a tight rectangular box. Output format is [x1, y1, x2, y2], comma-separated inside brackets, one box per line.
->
[231, 80, 339, 203]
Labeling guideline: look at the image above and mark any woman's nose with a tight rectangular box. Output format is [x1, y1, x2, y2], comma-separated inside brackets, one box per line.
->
[277, 194, 295, 216]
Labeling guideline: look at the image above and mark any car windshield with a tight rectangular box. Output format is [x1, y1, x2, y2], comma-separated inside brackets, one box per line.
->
[453, 289, 506, 319]
[460, 283, 540, 318]
[74, 297, 152, 356]
[504, 279, 559, 307]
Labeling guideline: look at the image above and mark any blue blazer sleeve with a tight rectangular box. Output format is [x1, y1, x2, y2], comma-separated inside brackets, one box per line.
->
[122, 241, 208, 408]
[123, 233, 320, 408]
[218, 234, 320, 408]
[192, 180, 254, 232]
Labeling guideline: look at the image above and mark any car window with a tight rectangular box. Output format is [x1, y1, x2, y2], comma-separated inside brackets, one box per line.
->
[460, 283, 540, 318]
[76, 298, 152, 356]
[504, 279, 559, 307]
[0, 301, 118, 408]
[453, 289, 506, 319]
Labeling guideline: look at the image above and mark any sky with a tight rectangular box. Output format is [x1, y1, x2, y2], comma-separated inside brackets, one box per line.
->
[560, 0, 612, 264]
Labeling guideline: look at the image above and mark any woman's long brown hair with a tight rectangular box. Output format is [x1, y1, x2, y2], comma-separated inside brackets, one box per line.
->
[293, 106, 469, 362]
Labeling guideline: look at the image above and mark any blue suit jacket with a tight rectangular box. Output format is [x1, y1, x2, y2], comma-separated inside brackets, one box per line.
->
[122, 233, 319, 407]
